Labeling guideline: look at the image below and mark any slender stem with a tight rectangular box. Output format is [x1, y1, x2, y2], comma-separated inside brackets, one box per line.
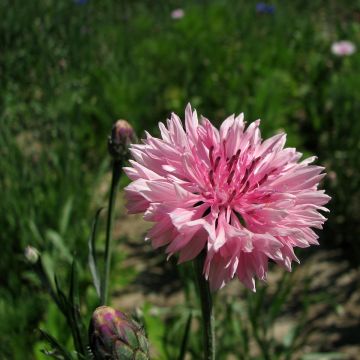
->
[194, 252, 215, 360]
[101, 159, 122, 305]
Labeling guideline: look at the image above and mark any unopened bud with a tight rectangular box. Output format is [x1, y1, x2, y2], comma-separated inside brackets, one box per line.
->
[89, 306, 149, 360]
[25, 246, 40, 264]
[108, 119, 136, 161]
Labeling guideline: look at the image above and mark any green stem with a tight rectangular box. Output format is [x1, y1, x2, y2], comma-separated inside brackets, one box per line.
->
[194, 252, 215, 360]
[101, 159, 122, 305]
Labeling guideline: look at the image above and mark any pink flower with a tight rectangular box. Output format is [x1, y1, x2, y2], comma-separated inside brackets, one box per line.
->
[331, 40, 356, 56]
[124, 105, 330, 291]
[171, 8, 185, 20]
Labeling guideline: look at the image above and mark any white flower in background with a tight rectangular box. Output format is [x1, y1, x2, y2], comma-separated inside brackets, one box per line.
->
[25, 245, 39, 264]
[331, 40, 356, 56]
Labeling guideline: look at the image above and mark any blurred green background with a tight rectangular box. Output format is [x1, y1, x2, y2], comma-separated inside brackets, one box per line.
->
[1, 0, 359, 359]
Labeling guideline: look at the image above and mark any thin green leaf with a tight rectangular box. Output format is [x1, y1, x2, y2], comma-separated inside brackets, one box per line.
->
[40, 350, 65, 360]
[54, 268, 86, 357]
[39, 329, 74, 360]
[177, 311, 193, 360]
[88, 207, 104, 298]
[301, 353, 346, 360]
[54, 275, 68, 314]
[37, 255, 62, 310]
[68, 261, 78, 308]
[28, 219, 44, 245]
[46, 229, 72, 262]
[68, 262, 87, 357]
[41, 251, 56, 289]
[59, 197, 74, 235]
[282, 325, 297, 348]
[267, 272, 292, 325]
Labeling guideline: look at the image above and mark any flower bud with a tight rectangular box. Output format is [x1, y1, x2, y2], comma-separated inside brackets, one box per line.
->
[25, 246, 40, 264]
[108, 119, 136, 161]
[89, 306, 149, 360]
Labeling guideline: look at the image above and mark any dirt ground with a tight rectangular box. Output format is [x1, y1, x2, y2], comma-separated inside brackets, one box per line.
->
[111, 193, 360, 360]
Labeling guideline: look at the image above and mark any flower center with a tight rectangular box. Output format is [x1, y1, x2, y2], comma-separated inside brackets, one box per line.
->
[203, 145, 261, 207]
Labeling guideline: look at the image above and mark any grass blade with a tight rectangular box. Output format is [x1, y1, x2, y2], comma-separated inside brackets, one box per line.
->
[177, 311, 193, 360]
[88, 207, 104, 299]
[39, 329, 74, 360]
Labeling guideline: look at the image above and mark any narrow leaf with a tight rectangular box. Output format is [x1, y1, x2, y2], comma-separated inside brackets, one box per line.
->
[40, 252, 56, 289]
[28, 219, 44, 245]
[88, 207, 104, 298]
[59, 197, 74, 235]
[54, 275, 68, 314]
[301, 353, 345, 360]
[68, 261, 86, 357]
[39, 329, 73, 360]
[46, 229, 72, 262]
[177, 311, 193, 360]
[68, 261, 78, 308]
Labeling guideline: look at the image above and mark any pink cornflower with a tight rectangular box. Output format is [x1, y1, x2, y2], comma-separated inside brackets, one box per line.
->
[124, 105, 330, 291]
[331, 40, 356, 56]
[171, 8, 185, 20]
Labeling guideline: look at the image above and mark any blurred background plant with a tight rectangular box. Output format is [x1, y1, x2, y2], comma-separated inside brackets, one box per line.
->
[1, 0, 359, 359]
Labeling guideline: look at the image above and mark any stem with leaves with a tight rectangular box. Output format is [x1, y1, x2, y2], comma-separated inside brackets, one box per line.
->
[194, 252, 215, 360]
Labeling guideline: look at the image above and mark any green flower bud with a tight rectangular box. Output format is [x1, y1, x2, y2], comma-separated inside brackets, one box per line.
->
[89, 306, 149, 360]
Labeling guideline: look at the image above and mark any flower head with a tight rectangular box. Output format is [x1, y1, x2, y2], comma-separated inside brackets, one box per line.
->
[331, 40, 356, 56]
[171, 8, 185, 20]
[124, 105, 330, 291]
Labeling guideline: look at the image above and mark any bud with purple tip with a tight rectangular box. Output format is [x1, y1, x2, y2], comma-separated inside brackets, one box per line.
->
[89, 306, 150, 360]
[108, 119, 136, 161]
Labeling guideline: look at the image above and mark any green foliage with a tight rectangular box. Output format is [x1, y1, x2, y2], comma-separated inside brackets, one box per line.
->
[1, 0, 359, 358]
[0, 289, 45, 359]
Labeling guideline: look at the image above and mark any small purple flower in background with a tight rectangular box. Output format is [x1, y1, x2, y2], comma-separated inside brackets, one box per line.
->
[74, 0, 88, 5]
[171, 8, 185, 20]
[331, 40, 356, 56]
[256, 2, 275, 14]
